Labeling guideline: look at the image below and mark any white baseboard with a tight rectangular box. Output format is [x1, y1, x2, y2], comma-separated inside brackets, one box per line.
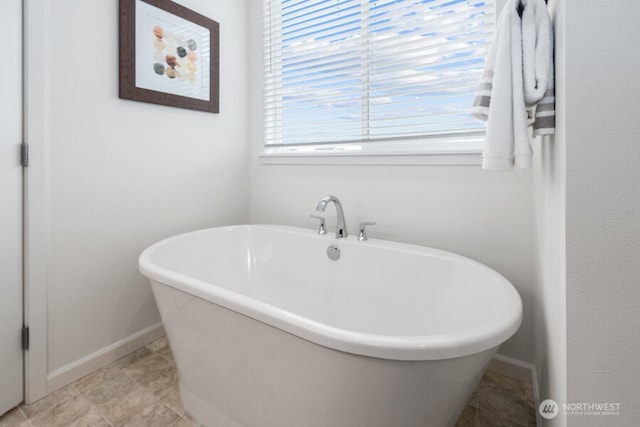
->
[45, 322, 165, 395]
[488, 354, 541, 426]
[489, 354, 538, 391]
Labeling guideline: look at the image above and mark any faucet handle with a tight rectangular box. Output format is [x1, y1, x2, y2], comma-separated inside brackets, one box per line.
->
[358, 222, 376, 241]
[310, 215, 327, 235]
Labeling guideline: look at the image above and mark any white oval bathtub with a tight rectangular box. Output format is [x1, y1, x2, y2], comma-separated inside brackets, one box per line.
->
[139, 225, 522, 427]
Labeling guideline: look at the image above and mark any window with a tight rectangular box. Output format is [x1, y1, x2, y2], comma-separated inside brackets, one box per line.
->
[262, 0, 494, 163]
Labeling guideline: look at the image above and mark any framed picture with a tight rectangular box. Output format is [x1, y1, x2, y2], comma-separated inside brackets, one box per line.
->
[119, 0, 219, 113]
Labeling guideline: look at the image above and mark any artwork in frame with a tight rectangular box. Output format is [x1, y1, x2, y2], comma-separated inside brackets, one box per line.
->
[119, 0, 219, 113]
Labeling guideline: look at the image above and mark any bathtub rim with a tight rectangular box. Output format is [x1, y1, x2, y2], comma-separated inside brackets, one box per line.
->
[139, 224, 523, 361]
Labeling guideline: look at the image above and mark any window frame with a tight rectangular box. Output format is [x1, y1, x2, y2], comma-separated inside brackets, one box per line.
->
[261, 0, 494, 166]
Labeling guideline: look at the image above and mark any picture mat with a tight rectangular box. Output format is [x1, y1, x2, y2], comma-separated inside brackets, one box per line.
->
[134, 0, 211, 101]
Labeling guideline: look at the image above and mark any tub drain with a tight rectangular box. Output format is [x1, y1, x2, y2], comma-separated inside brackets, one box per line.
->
[327, 244, 341, 261]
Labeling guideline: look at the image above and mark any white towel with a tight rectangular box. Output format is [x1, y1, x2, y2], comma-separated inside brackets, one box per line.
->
[471, 0, 555, 170]
[521, 0, 555, 135]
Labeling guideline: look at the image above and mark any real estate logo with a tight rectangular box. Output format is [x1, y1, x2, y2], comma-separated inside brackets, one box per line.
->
[539, 399, 559, 419]
[539, 399, 622, 419]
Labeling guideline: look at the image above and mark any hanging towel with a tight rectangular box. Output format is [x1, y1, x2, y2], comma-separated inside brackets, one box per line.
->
[471, 0, 554, 170]
[521, 0, 555, 135]
[471, 0, 528, 169]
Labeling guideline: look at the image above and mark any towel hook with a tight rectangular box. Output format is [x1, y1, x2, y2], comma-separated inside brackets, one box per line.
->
[518, 0, 548, 19]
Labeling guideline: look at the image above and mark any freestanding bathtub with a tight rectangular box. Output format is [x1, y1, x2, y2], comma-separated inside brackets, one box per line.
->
[139, 225, 522, 427]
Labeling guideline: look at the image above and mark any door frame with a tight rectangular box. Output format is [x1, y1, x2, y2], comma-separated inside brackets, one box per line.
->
[23, 0, 49, 403]
[0, 0, 26, 414]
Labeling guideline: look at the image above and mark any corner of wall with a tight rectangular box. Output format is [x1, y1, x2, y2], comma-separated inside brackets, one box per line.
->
[530, 0, 567, 425]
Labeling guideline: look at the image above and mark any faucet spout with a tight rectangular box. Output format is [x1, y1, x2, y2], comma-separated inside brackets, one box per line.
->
[316, 195, 348, 239]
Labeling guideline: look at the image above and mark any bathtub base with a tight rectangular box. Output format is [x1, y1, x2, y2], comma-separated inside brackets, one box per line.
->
[180, 383, 243, 427]
[152, 280, 497, 427]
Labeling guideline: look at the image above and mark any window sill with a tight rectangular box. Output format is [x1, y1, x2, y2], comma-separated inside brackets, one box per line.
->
[259, 136, 484, 166]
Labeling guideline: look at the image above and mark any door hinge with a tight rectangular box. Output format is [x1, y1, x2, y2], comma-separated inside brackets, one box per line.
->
[21, 326, 29, 351]
[21, 142, 29, 167]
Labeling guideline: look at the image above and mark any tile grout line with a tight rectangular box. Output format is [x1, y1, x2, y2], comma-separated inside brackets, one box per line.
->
[75, 391, 115, 427]
[17, 406, 29, 423]
[115, 344, 187, 425]
[144, 341, 192, 423]
[18, 384, 79, 424]
[71, 373, 114, 427]
[120, 366, 185, 423]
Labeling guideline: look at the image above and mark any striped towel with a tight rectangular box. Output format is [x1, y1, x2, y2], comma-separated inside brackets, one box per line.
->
[521, 0, 555, 135]
[471, 0, 554, 169]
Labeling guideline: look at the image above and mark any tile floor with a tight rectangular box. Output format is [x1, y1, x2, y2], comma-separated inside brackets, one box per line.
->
[0, 336, 536, 427]
[455, 370, 537, 427]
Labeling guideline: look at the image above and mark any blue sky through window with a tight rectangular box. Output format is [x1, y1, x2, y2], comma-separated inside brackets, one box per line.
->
[267, 0, 492, 145]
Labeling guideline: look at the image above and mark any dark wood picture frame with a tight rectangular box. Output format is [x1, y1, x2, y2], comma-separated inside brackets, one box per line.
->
[119, 0, 219, 113]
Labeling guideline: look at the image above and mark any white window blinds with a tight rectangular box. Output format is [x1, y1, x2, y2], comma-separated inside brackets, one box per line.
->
[263, 0, 494, 147]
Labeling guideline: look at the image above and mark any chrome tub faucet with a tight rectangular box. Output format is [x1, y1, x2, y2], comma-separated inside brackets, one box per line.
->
[315, 195, 348, 239]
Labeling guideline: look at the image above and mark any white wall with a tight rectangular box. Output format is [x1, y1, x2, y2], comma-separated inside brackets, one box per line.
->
[563, 1, 640, 425]
[531, 0, 567, 424]
[25, 0, 249, 398]
[247, 0, 537, 364]
[533, 1, 640, 425]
